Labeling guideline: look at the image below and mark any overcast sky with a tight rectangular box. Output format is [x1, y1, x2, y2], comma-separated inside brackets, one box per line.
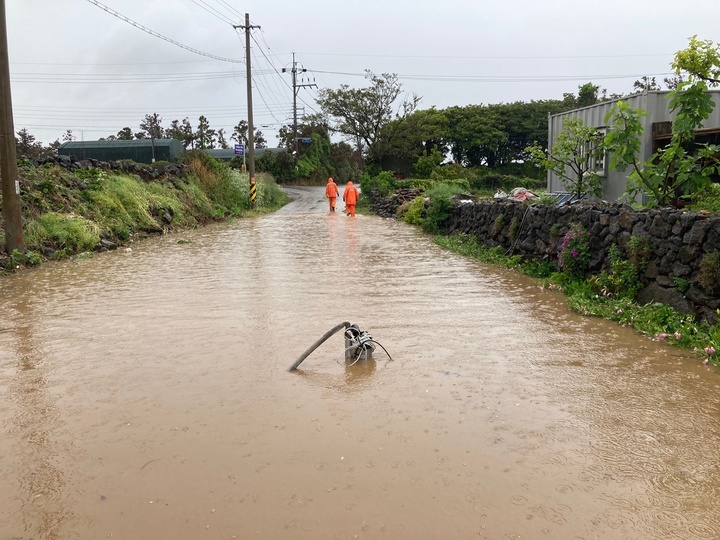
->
[7, 0, 720, 146]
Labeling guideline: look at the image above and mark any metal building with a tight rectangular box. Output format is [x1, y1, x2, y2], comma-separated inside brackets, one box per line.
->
[58, 139, 185, 164]
[547, 90, 720, 203]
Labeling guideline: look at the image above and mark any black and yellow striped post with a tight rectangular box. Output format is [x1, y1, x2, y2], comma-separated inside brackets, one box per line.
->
[250, 176, 257, 209]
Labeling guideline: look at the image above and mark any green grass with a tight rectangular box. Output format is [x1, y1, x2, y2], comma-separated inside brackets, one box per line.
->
[2, 156, 289, 271]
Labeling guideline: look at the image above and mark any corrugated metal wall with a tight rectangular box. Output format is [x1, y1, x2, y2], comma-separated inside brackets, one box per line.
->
[547, 90, 720, 203]
[58, 139, 185, 164]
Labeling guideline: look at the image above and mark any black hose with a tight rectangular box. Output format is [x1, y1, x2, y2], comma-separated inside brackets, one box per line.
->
[372, 340, 394, 361]
[288, 321, 351, 371]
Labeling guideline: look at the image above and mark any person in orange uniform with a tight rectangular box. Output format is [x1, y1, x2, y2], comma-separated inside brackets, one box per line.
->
[325, 177, 339, 212]
[343, 181, 359, 217]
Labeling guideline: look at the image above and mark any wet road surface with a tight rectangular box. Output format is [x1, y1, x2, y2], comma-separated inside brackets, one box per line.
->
[1, 186, 719, 539]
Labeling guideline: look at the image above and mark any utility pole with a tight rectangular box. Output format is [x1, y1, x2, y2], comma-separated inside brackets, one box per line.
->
[234, 14, 260, 209]
[282, 53, 317, 157]
[0, 0, 24, 254]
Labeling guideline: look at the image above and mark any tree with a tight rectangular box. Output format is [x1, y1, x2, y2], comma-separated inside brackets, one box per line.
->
[47, 139, 61, 156]
[413, 147, 445, 178]
[254, 130, 267, 149]
[62, 129, 75, 142]
[444, 104, 505, 167]
[316, 71, 421, 164]
[165, 119, 185, 142]
[232, 120, 249, 145]
[181, 118, 195, 149]
[256, 150, 296, 182]
[604, 36, 720, 207]
[671, 35, 720, 85]
[527, 117, 605, 199]
[139, 113, 163, 140]
[576, 82, 602, 108]
[379, 107, 449, 172]
[330, 141, 362, 181]
[216, 128, 229, 149]
[632, 76, 661, 93]
[194, 116, 215, 149]
[15, 128, 44, 159]
[139, 113, 163, 162]
[116, 127, 133, 140]
[232, 119, 267, 149]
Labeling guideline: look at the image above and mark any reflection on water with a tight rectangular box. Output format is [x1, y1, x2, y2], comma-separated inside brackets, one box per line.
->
[3, 299, 75, 539]
[0, 186, 719, 539]
[296, 358, 379, 394]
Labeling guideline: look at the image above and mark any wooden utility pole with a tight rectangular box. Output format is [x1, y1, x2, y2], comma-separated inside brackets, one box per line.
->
[234, 14, 260, 209]
[0, 0, 24, 253]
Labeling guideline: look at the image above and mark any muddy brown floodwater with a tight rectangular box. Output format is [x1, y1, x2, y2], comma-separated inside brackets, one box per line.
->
[1, 186, 720, 540]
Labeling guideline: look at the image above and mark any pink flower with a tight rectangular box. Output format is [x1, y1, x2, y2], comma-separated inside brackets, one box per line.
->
[617, 309, 623, 314]
[703, 358, 709, 365]
[674, 332, 681, 340]
[657, 333, 669, 340]
[705, 346, 716, 356]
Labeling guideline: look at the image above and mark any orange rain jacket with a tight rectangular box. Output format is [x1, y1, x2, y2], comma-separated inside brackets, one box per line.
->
[326, 178, 339, 199]
[343, 181, 358, 205]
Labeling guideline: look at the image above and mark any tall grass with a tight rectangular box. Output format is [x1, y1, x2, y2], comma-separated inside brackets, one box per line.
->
[25, 213, 100, 256]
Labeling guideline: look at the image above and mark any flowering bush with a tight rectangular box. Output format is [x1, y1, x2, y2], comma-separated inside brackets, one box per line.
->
[558, 224, 591, 278]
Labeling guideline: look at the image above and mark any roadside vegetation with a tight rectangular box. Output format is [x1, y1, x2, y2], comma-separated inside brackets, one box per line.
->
[352, 37, 720, 365]
[360, 164, 720, 364]
[0, 150, 288, 273]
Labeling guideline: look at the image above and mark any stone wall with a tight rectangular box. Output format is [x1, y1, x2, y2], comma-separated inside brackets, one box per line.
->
[25, 154, 186, 181]
[372, 193, 720, 322]
[443, 199, 720, 321]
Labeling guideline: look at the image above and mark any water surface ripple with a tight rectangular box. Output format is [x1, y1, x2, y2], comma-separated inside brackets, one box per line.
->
[1, 186, 718, 539]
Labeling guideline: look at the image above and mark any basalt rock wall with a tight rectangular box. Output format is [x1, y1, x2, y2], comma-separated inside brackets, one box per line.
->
[443, 199, 720, 321]
[26, 154, 186, 181]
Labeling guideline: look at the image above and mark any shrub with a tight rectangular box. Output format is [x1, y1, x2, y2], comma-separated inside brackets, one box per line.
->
[626, 234, 653, 272]
[413, 184, 465, 233]
[698, 251, 720, 294]
[360, 171, 396, 197]
[558, 224, 591, 278]
[590, 244, 642, 300]
[509, 216, 520, 242]
[402, 196, 426, 225]
[494, 214, 506, 232]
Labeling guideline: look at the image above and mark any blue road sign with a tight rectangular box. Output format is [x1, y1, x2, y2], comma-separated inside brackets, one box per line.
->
[234, 144, 245, 156]
[301, 138, 312, 144]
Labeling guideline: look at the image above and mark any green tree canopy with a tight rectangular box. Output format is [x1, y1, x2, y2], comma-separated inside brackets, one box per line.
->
[316, 71, 421, 164]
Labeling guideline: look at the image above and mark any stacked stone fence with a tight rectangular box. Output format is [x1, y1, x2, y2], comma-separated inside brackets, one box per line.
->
[23, 154, 187, 182]
[373, 192, 720, 322]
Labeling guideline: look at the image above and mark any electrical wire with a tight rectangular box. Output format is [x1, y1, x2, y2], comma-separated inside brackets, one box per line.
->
[311, 69, 676, 83]
[189, 0, 236, 25]
[214, 0, 244, 19]
[84, 0, 242, 63]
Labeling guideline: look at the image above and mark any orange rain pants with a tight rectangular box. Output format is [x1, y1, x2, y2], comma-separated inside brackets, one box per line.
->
[325, 178, 339, 211]
[343, 181, 359, 217]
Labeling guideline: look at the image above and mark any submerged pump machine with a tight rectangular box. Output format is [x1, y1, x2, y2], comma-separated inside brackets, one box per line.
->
[288, 321, 393, 371]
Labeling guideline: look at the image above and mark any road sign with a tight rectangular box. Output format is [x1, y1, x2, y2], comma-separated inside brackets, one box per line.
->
[301, 138, 312, 144]
[234, 144, 245, 156]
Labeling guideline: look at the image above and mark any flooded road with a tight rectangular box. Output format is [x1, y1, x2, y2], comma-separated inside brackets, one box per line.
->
[1, 186, 719, 540]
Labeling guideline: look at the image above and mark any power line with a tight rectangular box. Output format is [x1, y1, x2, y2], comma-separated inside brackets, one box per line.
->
[84, 0, 242, 63]
[214, 0, 243, 19]
[310, 69, 676, 83]
[295, 51, 675, 60]
[189, 0, 235, 25]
